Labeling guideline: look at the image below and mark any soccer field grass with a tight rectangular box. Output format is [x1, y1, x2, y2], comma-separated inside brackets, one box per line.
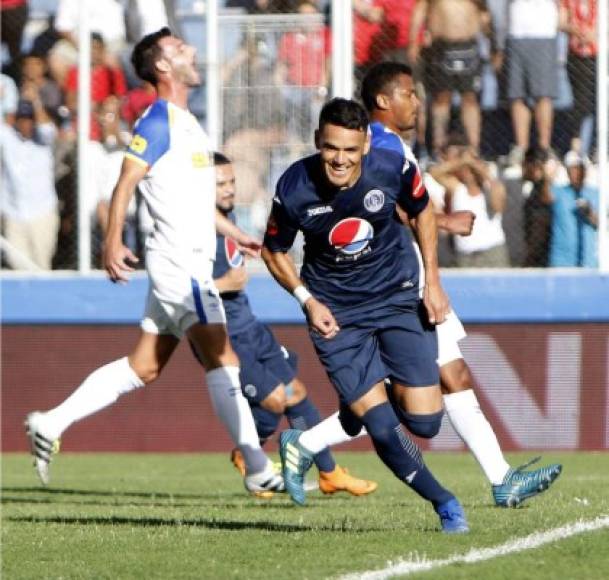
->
[2, 452, 608, 579]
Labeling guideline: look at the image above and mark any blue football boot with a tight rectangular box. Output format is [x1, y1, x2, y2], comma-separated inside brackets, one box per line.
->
[435, 497, 470, 534]
[492, 456, 563, 508]
[279, 429, 314, 506]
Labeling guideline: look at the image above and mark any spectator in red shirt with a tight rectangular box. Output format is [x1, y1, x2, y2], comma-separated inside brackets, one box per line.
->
[354, 0, 418, 69]
[64, 33, 127, 112]
[560, 0, 597, 156]
[276, 1, 329, 88]
[275, 0, 330, 143]
[64, 32, 127, 139]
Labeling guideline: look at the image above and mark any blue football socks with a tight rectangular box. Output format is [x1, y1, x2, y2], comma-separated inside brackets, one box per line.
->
[360, 402, 453, 508]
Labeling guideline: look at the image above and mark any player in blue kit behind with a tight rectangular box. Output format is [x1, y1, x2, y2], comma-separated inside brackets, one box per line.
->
[362, 61, 562, 507]
[262, 98, 469, 533]
[208, 152, 378, 499]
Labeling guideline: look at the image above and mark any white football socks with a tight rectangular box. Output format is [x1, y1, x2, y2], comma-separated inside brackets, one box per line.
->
[298, 411, 368, 454]
[206, 366, 267, 474]
[443, 389, 510, 485]
[44, 357, 145, 439]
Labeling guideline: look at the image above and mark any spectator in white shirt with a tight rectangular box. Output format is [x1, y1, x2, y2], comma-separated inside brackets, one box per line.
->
[429, 136, 510, 267]
[1, 97, 59, 270]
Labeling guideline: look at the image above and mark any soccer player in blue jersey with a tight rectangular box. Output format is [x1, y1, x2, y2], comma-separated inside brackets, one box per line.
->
[362, 61, 561, 506]
[262, 98, 469, 533]
[209, 151, 377, 498]
[24, 28, 283, 496]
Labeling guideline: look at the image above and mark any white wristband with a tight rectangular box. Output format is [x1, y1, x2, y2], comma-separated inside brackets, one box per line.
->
[293, 285, 313, 308]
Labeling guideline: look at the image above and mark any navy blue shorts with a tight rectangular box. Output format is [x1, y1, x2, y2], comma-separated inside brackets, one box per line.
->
[310, 297, 438, 405]
[230, 320, 298, 404]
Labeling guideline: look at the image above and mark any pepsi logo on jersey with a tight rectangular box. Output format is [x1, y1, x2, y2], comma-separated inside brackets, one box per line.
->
[225, 238, 244, 268]
[329, 218, 374, 261]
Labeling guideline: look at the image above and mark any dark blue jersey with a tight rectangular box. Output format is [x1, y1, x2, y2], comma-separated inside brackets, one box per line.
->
[213, 212, 257, 335]
[264, 147, 429, 312]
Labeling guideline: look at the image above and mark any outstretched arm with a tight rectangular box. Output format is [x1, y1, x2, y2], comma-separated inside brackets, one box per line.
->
[215, 210, 262, 257]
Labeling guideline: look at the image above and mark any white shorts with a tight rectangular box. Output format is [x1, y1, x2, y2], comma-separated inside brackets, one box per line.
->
[140, 251, 226, 338]
[436, 310, 467, 367]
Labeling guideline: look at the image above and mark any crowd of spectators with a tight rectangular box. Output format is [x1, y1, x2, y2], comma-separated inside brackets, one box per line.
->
[0, 0, 601, 271]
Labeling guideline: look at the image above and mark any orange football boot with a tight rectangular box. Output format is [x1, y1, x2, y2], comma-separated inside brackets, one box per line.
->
[318, 465, 378, 496]
[230, 447, 246, 477]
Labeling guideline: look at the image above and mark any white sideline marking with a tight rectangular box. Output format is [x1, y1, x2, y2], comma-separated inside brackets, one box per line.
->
[337, 516, 609, 580]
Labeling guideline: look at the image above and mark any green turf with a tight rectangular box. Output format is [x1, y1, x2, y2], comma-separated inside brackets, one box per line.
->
[2, 452, 608, 579]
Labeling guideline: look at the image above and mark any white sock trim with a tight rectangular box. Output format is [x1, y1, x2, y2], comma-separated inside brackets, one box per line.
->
[443, 388, 479, 411]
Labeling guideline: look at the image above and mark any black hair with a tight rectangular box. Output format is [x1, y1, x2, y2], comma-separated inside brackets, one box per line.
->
[213, 151, 231, 166]
[318, 98, 368, 132]
[91, 31, 104, 45]
[131, 27, 172, 85]
[524, 146, 548, 164]
[361, 61, 413, 112]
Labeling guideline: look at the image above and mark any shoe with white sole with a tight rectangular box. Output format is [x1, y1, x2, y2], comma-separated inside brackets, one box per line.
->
[24, 412, 60, 485]
[244, 460, 285, 499]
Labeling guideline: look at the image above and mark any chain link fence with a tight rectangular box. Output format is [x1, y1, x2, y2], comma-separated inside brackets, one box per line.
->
[0, 0, 605, 272]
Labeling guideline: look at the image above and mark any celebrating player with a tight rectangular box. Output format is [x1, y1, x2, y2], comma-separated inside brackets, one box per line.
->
[279, 62, 562, 509]
[24, 28, 283, 496]
[209, 151, 377, 498]
[263, 98, 469, 533]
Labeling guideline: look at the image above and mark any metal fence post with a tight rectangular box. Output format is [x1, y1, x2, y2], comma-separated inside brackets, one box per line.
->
[598, 0, 608, 272]
[77, 1, 91, 273]
[206, 0, 220, 150]
[331, 0, 353, 99]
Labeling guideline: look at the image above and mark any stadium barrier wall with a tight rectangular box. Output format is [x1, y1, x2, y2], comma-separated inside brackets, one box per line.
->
[2, 273, 608, 452]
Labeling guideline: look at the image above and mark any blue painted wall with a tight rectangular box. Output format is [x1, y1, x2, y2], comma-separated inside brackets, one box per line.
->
[2, 271, 608, 324]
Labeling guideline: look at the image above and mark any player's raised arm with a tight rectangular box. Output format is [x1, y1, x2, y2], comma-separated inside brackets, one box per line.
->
[103, 157, 146, 283]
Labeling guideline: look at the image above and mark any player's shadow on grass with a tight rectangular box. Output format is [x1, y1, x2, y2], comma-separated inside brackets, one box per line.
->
[2, 486, 208, 500]
[9, 515, 383, 533]
[1, 487, 300, 509]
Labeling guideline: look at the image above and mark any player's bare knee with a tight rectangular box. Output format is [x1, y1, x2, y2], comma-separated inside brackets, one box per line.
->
[286, 379, 307, 406]
[128, 359, 161, 385]
[440, 359, 472, 394]
[261, 385, 287, 414]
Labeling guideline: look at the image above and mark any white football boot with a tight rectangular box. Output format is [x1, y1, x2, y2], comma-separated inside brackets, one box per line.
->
[24, 412, 60, 485]
[244, 459, 285, 499]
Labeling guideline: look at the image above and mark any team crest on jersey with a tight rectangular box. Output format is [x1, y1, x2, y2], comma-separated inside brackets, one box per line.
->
[329, 218, 373, 259]
[225, 237, 243, 268]
[363, 189, 385, 213]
